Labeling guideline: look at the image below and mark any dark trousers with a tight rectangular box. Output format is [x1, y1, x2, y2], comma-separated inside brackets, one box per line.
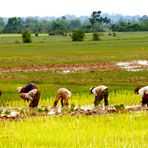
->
[94, 90, 109, 106]
[141, 93, 148, 106]
[29, 91, 41, 108]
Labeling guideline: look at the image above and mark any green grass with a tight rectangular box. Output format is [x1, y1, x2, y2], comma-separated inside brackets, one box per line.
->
[0, 112, 147, 148]
[0, 90, 141, 107]
[0, 32, 148, 105]
[0, 32, 148, 147]
[0, 69, 147, 106]
[0, 32, 148, 66]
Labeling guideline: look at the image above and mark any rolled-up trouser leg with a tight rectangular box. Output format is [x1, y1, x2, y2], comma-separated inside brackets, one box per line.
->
[29, 91, 40, 108]
[141, 93, 148, 106]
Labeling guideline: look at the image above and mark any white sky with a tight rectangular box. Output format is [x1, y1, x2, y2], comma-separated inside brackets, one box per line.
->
[0, 0, 147, 17]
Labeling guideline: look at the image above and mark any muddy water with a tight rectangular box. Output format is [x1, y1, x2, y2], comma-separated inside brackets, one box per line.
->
[117, 60, 148, 71]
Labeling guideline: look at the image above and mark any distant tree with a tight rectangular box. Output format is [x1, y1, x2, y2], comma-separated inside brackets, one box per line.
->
[110, 21, 148, 32]
[81, 20, 92, 32]
[17, 17, 25, 32]
[139, 15, 148, 22]
[22, 30, 32, 43]
[69, 18, 82, 31]
[3, 17, 22, 33]
[89, 11, 110, 32]
[139, 15, 148, 31]
[24, 17, 40, 34]
[49, 17, 69, 35]
[89, 11, 101, 32]
[0, 17, 5, 33]
[38, 19, 51, 33]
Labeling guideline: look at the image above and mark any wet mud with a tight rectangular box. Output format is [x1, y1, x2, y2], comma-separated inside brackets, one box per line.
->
[0, 105, 147, 121]
[0, 62, 115, 73]
[0, 60, 147, 73]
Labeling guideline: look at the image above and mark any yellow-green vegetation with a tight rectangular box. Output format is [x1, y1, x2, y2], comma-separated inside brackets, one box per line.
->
[0, 112, 148, 148]
[0, 90, 141, 107]
[0, 32, 148, 147]
[0, 69, 147, 106]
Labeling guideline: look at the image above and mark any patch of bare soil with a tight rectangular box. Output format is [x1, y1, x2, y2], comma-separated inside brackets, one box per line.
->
[0, 60, 147, 73]
[0, 62, 115, 73]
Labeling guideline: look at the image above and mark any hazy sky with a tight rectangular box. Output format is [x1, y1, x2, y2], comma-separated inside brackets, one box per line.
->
[0, 0, 147, 17]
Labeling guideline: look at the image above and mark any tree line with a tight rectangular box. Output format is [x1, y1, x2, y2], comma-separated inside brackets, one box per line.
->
[0, 12, 148, 34]
[111, 15, 148, 32]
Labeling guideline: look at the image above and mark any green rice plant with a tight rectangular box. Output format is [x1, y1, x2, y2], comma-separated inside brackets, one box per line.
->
[109, 90, 140, 106]
[0, 112, 147, 147]
[0, 89, 140, 108]
[0, 68, 146, 107]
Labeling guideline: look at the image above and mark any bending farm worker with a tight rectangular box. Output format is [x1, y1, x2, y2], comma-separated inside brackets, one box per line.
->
[53, 88, 71, 108]
[90, 85, 109, 106]
[17, 83, 41, 108]
[134, 86, 148, 106]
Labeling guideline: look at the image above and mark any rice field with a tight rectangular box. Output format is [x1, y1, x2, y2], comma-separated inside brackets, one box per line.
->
[0, 32, 148, 147]
[0, 112, 147, 148]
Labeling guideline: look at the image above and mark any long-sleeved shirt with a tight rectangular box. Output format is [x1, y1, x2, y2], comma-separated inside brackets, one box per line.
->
[57, 88, 71, 99]
[138, 86, 148, 97]
[21, 89, 38, 101]
[20, 83, 37, 93]
[92, 85, 108, 96]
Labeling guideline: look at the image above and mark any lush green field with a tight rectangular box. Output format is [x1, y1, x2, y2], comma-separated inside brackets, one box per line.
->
[0, 32, 148, 147]
[0, 112, 148, 147]
[0, 32, 148, 106]
[0, 32, 148, 66]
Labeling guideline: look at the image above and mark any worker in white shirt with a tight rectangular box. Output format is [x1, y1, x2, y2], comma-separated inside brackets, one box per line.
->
[134, 86, 148, 106]
[53, 88, 72, 108]
[90, 85, 109, 106]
